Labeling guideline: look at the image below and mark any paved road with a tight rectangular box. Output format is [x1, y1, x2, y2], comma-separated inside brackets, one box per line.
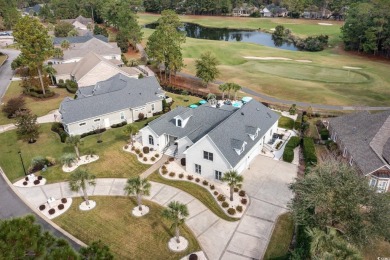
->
[176, 72, 390, 111]
[0, 49, 19, 101]
[0, 169, 81, 250]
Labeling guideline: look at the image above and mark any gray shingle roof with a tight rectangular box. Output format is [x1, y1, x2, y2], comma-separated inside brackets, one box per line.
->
[53, 34, 108, 45]
[61, 38, 120, 60]
[60, 74, 164, 124]
[23, 4, 42, 14]
[329, 110, 390, 175]
[383, 139, 390, 164]
[148, 105, 237, 143]
[207, 100, 279, 167]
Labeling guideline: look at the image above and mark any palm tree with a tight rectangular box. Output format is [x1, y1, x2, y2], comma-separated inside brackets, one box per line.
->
[124, 177, 151, 211]
[231, 83, 242, 100]
[69, 169, 96, 206]
[226, 83, 233, 99]
[218, 83, 228, 99]
[43, 64, 57, 85]
[66, 135, 82, 159]
[61, 153, 77, 167]
[162, 201, 189, 244]
[123, 124, 138, 147]
[60, 40, 70, 50]
[206, 93, 216, 101]
[53, 47, 63, 59]
[221, 170, 243, 201]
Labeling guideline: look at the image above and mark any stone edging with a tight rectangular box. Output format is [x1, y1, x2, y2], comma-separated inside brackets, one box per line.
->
[0, 167, 87, 247]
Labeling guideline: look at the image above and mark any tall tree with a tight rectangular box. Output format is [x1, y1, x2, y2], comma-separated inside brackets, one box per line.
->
[218, 83, 228, 99]
[146, 10, 186, 82]
[195, 51, 220, 87]
[66, 135, 82, 159]
[15, 110, 40, 143]
[13, 16, 54, 95]
[221, 170, 243, 201]
[61, 40, 71, 50]
[44, 64, 57, 85]
[289, 159, 390, 247]
[162, 201, 189, 244]
[124, 176, 151, 211]
[123, 124, 138, 146]
[69, 169, 96, 206]
[79, 240, 114, 259]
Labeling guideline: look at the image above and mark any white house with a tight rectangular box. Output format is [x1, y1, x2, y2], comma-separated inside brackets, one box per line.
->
[139, 100, 279, 180]
[59, 74, 165, 135]
[261, 7, 272, 17]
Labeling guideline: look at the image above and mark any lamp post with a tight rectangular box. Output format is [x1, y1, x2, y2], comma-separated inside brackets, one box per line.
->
[18, 151, 27, 176]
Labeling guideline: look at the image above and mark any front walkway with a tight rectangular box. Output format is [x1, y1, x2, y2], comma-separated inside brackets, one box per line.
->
[14, 156, 297, 260]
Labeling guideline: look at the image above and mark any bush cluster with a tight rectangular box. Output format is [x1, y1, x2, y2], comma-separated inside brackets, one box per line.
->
[239, 190, 246, 197]
[303, 137, 317, 166]
[179, 173, 184, 179]
[221, 201, 229, 208]
[80, 128, 106, 138]
[39, 205, 46, 211]
[241, 198, 247, 205]
[110, 121, 127, 128]
[283, 136, 301, 163]
[187, 175, 193, 181]
[169, 172, 175, 177]
[51, 122, 68, 143]
[143, 147, 150, 154]
[227, 208, 236, 215]
[23, 88, 55, 98]
[202, 180, 208, 186]
[295, 35, 329, 52]
[217, 194, 226, 202]
[58, 79, 78, 94]
[29, 156, 56, 173]
[236, 205, 243, 213]
[58, 204, 64, 210]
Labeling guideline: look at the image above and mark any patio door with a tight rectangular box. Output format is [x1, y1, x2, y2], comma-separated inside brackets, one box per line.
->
[104, 118, 110, 128]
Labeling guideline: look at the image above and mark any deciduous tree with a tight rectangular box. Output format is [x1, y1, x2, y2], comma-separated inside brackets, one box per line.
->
[15, 110, 40, 143]
[195, 51, 220, 87]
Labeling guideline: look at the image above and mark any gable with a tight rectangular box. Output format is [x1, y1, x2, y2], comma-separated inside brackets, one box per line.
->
[77, 61, 128, 87]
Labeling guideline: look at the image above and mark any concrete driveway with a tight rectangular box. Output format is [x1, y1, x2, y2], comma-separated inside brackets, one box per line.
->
[0, 48, 20, 101]
[222, 155, 297, 259]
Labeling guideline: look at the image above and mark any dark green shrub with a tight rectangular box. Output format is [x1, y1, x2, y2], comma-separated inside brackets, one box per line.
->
[286, 136, 301, 149]
[179, 173, 184, 178]
[143, 146, 150, 154]
[227, 208, 236, 215]
[320, 129, 329, 140]
[283, 149, 294, 163]
[222, 201, 229, 208]
[236, 205, 243, 212]
[303, 137, 317, 166]
[80, 128, 106, 138]
[51, 122, 68, 143]
[217, 194, 226, 202]
[169, 172, 175, 177]
[111, 121, 127, 128]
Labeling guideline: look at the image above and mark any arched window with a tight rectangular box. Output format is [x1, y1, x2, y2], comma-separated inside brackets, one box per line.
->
[177, 119, 182, 127]
[149, 135, 154, 145]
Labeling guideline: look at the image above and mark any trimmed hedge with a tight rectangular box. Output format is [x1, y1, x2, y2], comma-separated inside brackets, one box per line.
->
[303, 137, 317, 166]
[282, 136, 301, 163]
[80, 128, 106, 138]
[111, 121, 127, 128]
[51, 122, 68, 143]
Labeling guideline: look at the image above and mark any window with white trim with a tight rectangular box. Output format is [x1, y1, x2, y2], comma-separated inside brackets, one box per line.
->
[149, 135, 154, 145]
[377, 180, 388, 192]
[215, 170, 222, 180]
[94, 118, 100, 122]
[151, 104, 155, 111]
[203, 151, 213, 161]
[369, 178, 377, 187]
[177, 119, 182, 127]
[79, 122, 86, 126]
[120, 112, 125, 120]
[195, 164, 201, 174]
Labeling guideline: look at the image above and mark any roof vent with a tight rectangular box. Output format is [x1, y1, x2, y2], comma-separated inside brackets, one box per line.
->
[241, 112, 244, 115]
[352, 127, 357, 133]
[256, 108, 260, 111]
[139, 93, 141, 95]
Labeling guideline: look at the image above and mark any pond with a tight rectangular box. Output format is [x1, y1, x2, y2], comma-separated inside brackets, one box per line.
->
[145, 22, 298, 51]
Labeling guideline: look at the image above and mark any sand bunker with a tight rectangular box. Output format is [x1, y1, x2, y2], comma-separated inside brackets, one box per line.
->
[270, 28, 275, 31]
[343, 66, 362, 70]
[244, 56, 292, 61]
[296, 60, 312, 63]
[318, 23, 333, 26]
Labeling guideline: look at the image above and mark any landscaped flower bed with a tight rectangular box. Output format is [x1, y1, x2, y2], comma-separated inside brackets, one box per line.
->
[38, 197, 73, 219]
[62, 155, 99, 172]
[13, 174, 47, 187]
[123, 141, 161, 165]
[159, 159, 249, 218]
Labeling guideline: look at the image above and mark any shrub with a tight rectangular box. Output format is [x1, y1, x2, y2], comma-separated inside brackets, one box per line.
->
[283, 136, 301, 163]
[138, 113, 145, 120]
[169, 172, 175, 177]
[46, 156, 56, 166]
[187, 175, 193, 181]
[155, 154, 160, 158]
[227, 208, 236, 215]
[151, 157, 156, 161]
[214, 191, 218, 196]
[25, 177, 28, 181]
[239, 190, 246, 197]
[124, 145, 129, 149]
[58, 204, 64, 210]
[320, 128, 329, 140]
[162, 165, 167, 170]
[169, 157, 174, 162]
[202, 180, 208, 186]
[61, 153, 77, 168]
[143, 157, 147, 162]
[165, 161, 169, 165]
[131, 146, 135, 151]
[138, 153, 143, 157]
[39, 205, 45, 211]
[210, 184, 215, 190]
[80, 128, 106, 138]
[286, 136, 301, 149]
[37, 176, 43, 180]
[48, 209, 55, 215]
[222, 201, 229, 208]
[1, 96, 26, 118]
[241, 198, 248, 205]
[236, 205, 243, 212]
[110, 121, 127, 128]
[181, 157, 186, 166]
[61, 198, 67, 203]
[23, 181, 28, 186]
[162, 169, 168, 175]
[283, 149, 294, 163]
[29, 156, 49, 173]
[135, 149, 140, 154]
[143, 146, 150, 154]
[234, 187, 239, 192]
[217, 194, 226, 202]
[33, 180, 40, 185]
[195, 178, 200, 183]
[179, 173, 184, 178]
[189, 254, 198, 260]
[303, 137, 317, 166]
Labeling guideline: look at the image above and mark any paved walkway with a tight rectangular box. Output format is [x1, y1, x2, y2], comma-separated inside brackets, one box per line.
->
[0, 109, 60, 133]
[14, 155, 297, 260]
[140, 154, 168, 178]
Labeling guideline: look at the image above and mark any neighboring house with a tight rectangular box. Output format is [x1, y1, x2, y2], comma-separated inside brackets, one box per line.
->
[53, 51, 141, 87]
[49, 36, 121, 64]
[261, 7, 272, 17]
[60, 74, 165, 135]
[266, 4, 288, 17]
[328, 110, 390, 192]
[232, 4, 259, 16]
[303, 8, 332, 19]
[52, 34, 108, 46]
[22, 4, 43, 16]
[140, 100, 279, 180]
[61, 15, 93, 30]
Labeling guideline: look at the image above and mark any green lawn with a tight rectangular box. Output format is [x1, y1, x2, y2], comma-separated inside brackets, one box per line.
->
[0, 81, 73, 125]
[0, 119, 157, 183]
[264, 213, 294, 260]
[148, 171, 238, 222]
[167, 91, 202, 108]
[278, 116, 295, 130]
[54, 197, 200, 259]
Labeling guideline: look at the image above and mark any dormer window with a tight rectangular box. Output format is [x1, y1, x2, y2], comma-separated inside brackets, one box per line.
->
[246, 126, 260, 141]
[232, 140, 247, 155]
[177, 119, 182, 127]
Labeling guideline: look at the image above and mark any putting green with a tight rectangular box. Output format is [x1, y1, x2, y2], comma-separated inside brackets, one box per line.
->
[242, 61, 370, 84]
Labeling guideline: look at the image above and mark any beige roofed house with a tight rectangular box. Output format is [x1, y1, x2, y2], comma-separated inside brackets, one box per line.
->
[53, 52, 142, 87]
[61, 15, 93, 28]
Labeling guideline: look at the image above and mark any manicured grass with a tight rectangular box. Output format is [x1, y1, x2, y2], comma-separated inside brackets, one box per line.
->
[278, 116, 295, 130]
[148, 171, 238, 222]
[54, 197, 200, 259]
[263, 213, 294, 260]
[0, 119, 157, 183]
[0, 81, 73, 125]
[167, 91, 202, 108]
[363, 240, 390, 260]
